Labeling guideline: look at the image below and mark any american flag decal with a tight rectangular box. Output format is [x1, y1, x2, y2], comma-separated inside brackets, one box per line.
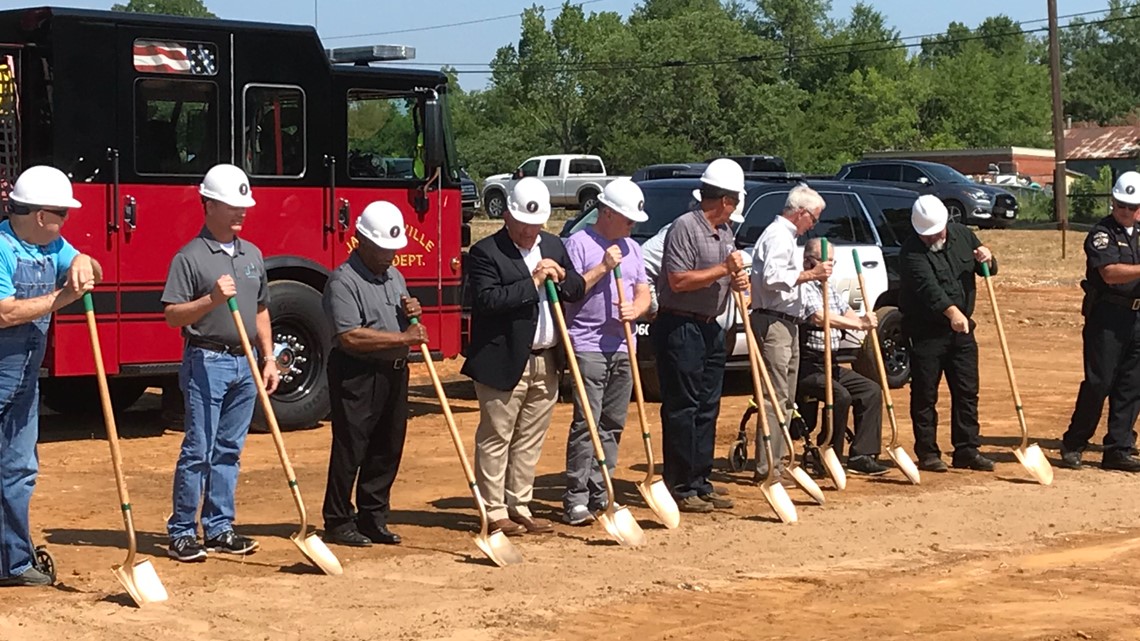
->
[133, 39, 217, 76]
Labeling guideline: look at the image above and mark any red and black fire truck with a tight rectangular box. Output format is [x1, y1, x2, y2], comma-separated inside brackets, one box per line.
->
[0, 7, 465, 428]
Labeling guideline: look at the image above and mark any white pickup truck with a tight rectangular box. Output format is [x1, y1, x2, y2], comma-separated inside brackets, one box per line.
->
[482, 154, 629, 217]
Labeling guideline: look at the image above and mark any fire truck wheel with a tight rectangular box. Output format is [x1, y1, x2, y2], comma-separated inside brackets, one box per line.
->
[251, 280, 331, 431]
[40, 377, 148, 417]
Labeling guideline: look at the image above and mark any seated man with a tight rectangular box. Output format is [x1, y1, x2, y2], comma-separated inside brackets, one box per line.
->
[796, 238, 889, 476]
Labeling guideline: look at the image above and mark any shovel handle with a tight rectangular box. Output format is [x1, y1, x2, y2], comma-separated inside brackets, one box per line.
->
[734, 290, 778, 482]
[84, 292, 139, 564]
[546, 277, 621, 513]
[612, 267, 656, 485]
[411, 317, 479, 486]
[819, 237, 834, 449]
[227, 298, 310, 533]
[978, 259, 1029, 445]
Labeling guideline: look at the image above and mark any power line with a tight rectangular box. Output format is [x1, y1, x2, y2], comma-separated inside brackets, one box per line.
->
[397, 7, 1136, 76]
[323, 0, 606, 40]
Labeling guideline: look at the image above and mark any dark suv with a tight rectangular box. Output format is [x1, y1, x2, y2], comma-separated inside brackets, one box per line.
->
[557, 177, 918, 398]
[836, 159, 1018, 228]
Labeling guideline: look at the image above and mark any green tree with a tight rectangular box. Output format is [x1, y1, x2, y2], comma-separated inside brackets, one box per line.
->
[110, 0, 216, 18]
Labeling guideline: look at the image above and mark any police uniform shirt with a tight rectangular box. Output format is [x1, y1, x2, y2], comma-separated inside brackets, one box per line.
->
[1085, 214, 1140, 298]
[161, 227, 268, 346]
[323, 252, 410, 361]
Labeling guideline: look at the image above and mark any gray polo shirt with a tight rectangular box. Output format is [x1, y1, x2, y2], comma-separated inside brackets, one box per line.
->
[656, 209, 734, 316]
[323, 252, 410, 361]
[161, 227, 269, 346]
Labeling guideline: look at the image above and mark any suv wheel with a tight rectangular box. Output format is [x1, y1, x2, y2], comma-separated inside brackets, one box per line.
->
[945, 200, 965, 225]
[485, 190, 507, 219]
[853, 306, 910, 388]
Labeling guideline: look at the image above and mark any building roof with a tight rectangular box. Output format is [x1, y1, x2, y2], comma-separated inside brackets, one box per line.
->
[864, 147, 1054, 159]
[1064, 125, 1140, 160]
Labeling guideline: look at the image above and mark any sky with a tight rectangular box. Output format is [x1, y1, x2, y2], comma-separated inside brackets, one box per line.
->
[0, 0, 1114, 88]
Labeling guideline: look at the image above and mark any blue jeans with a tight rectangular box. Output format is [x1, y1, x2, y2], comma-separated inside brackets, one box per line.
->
[564, 352, 632, 513]
[0, 330, 46, 577]
[168, 346, 257, 540]
[652, 312, 725, 498]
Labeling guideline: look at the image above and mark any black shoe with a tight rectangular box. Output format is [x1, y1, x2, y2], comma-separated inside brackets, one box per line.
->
[952, 452, 995, 472]
[323, 526, 372, 547]
[1058, 449, 1083, 470]
[0, 566, 54, 587]
[847, 455, 890, 476]
[205, 530, 259, 555]
[918, 457, 948, 473]
[167, 536, 208, 562]
[358, 524, 401, 545]
[1102, 452, 1140, 473]
[676, 495, 714, 513]
[698, 493, 734, 509]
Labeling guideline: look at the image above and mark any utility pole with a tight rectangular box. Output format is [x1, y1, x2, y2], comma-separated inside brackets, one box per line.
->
[1048, 0, 1069, 257]
[314, 0, 319, 29]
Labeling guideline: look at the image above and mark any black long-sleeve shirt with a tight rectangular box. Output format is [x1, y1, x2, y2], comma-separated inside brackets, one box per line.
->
[899, 222, 996, 333]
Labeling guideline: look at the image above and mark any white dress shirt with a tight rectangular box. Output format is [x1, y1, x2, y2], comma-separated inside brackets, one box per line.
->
[515, 236, 557, 350]
[749, 215, 803, 318]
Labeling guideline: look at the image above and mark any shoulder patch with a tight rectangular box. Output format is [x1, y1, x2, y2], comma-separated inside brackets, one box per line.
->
[1092, 231, 1110, 250]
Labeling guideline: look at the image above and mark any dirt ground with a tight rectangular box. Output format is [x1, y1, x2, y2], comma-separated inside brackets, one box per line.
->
[5, 229, 1140, 641]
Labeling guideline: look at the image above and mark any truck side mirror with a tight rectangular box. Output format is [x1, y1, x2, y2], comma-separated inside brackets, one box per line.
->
[423, 98, 446, 173]
[916, 176, 930, 186]
[512, 168, 523, 180]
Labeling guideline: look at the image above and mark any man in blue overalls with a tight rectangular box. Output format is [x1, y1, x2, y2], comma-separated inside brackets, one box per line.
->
[0, 166, 100, 587]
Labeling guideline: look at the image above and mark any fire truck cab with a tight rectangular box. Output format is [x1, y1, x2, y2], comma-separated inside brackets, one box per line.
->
[0, 7, 464, 428]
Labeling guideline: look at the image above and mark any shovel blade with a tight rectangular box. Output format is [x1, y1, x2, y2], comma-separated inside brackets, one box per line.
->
[789, 466, 825, 505]
[292, 532, 344, 576]
[820, 446, 848, 490]
[761, 481, 798, 524]
[1013, 444, 1054, 486]
[611, 506, 646, 547]
[888, 445, 922, 485]
[596, 512, 627, 545]
[113, 559, 168, 607]
[475, 531, 524, 567]
[638, 479, 681, 529]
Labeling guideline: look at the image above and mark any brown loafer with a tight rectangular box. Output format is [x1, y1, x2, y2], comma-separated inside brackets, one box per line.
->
[509, 514, 554, 534]
[490, 518, 526, 537]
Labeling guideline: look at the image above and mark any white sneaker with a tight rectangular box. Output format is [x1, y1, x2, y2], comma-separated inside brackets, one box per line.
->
[563, 505, 595, 526]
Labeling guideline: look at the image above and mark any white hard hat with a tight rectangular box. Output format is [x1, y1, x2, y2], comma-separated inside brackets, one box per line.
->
[912, 194, 948, 236]
[199, 164, 256, 208]
[700, 158, 745, 194]
[1113, 171, 1140, 206]
[691, 187, 746, 223]
[507, 177, 551, 225]
[597, 178, 648, 223]
[9, 165, 82, 210]
[356, 201, 408, 250]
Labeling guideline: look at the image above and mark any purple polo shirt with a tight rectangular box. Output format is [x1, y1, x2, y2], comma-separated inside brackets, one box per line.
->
[564, 227, 647, 353]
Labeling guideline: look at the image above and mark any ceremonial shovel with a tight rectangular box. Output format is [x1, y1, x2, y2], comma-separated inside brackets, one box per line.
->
[734, 289, 798, 523]
[228, 299, 343, 575]
[979, 263, 1054, 485]
[852, 250, 920, 485]
[613, 265, 680, 529]
[409, 317, 523, 566]
[83, 292, 169, 606]
[818, 239, 848, 490]
[546, 279, 646, 546]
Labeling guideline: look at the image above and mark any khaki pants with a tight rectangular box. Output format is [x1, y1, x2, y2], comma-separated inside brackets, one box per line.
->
[750, 312, 798, 477]
[474, 350, 559, 521]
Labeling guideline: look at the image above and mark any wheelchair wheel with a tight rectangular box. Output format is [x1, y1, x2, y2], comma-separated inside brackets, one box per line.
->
[728, 440, 748, 472]
[34, 545, 56, 584]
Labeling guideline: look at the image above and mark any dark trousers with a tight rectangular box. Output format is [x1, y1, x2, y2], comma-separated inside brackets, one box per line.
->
[652, 312, 725, 498]
[1063, 303, 1140, 455]
[322, 350, 409, 532]
[797, 358, 882, 458]
[907, 326, 981, 461]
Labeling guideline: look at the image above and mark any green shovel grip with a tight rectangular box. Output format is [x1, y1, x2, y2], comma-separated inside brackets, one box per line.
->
[544, 278, 559, 303]
[852, 249, 862, 275]
[613, 263, 623, 279]
[82, 291, 94, 313]
[981, 260, 992, 278]
[821, 237, 829, 262]
[227, 297, 238, 312]
[409, 317, 421, 325]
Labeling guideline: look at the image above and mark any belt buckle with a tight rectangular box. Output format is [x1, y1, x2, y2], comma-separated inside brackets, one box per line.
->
[1132, 299, 1140, 311]
[392, 358, 406, 370]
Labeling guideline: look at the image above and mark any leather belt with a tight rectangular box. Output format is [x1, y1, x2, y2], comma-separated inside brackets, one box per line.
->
[755, 308, 802, 324]
[660, 308, 718, 324]
[187, 337, 245, 356]
[1096, 291, 1140, 311]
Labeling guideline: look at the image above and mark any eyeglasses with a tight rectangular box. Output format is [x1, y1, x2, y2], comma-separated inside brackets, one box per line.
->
[802, 209, 820, 224]
[42, 208, 69, 219]
[1115, 200, 1140, 212]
